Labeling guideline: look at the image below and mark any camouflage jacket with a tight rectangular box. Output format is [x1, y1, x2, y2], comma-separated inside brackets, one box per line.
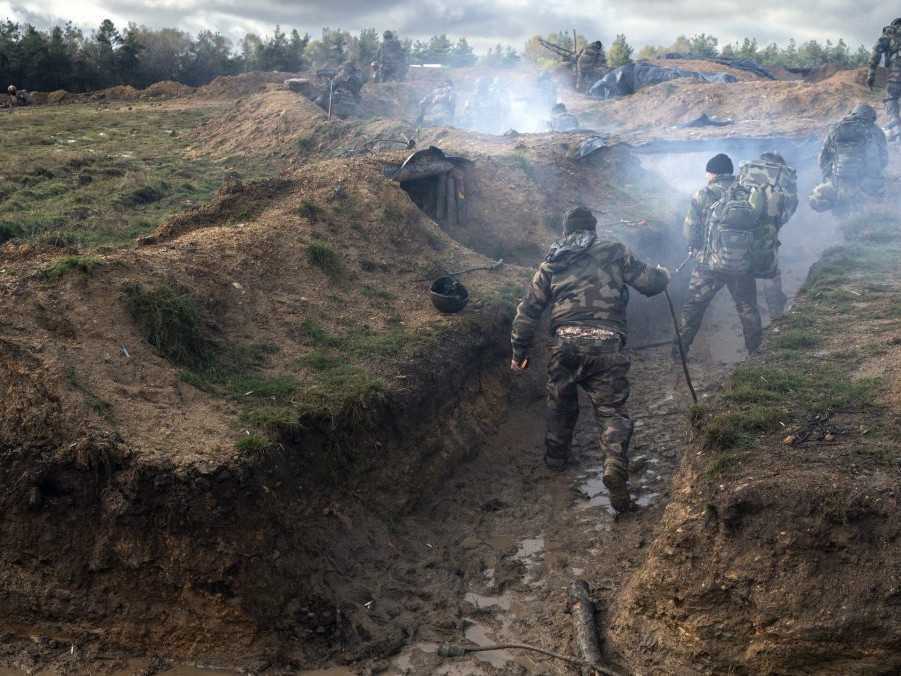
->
[869, 24, 901, 84]
[683, 174, 736, 254]
[511, 232, 668, 359]
[819, 116, 888, 180]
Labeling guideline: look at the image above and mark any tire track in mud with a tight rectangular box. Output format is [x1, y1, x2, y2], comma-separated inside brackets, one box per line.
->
[358, 349, 733, 676]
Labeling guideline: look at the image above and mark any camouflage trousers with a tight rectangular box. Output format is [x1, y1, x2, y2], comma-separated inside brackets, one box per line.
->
[676, 266, 762, 356]
[545, 335, 632, 479]
[761, 269, 788, 318]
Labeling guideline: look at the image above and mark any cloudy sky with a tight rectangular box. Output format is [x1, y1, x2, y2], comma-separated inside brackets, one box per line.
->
[0, 0, 892, 52]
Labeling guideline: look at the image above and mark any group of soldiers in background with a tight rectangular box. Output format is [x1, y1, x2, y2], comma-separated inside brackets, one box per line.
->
[4, 84, 31, 107]
[868, 18, 901, 143]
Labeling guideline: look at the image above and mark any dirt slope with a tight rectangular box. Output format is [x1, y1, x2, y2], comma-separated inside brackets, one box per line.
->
[568, 68, 884, 143]
[610, 210, 901, 674]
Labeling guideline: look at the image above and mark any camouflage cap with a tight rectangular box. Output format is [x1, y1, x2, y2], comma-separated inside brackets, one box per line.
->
[563, 206, 597, 233]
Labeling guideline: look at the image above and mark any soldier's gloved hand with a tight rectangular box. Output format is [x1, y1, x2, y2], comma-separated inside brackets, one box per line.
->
[866, 73, 876, 90]
[656, 265, 672, 285]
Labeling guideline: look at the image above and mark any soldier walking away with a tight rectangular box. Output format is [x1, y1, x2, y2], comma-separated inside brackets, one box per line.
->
[577, 41, 608, 92]
[315, 61, 365, 118]
[675, 154, 764, 359]
[737, 152, 799, 318]
[809, 104, 888, 217]
[417, 81, 456, 128]
[548, 103, 579, 132]
[510, 207, 670, 513]
[373, 31, 408, 83]
[868, 18, 901, 142]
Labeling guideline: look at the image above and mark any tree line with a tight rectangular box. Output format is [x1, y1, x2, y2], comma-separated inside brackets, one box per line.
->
[1, 14, 876, 94]
[524, 31, 872, 71]
[0, 18, 492, 92]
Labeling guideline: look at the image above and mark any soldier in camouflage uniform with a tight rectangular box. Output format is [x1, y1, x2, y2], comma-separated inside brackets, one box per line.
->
[674, 154, 763, 358]
[737, 152, 799, 318]
[809, 104, 888, 216]
[511, 207, 670, 513]
[548, 103, 579, 132]
[868, 18, 901, 142]
[417, 81, 456, 128]
[374, 31, 408, 83]
[576, 41, 607, 92]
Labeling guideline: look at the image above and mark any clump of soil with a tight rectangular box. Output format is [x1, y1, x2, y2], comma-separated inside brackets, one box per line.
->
[197, 71, 300, 99]
[142, 80, 194, 99]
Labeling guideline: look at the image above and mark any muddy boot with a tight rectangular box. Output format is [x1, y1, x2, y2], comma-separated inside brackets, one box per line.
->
[603, 458, 631, 513]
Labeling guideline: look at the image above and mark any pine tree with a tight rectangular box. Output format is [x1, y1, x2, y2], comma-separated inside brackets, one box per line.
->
[607, 34, 633, 68]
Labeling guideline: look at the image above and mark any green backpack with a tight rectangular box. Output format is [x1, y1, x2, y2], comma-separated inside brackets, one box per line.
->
[704, 181, 765, 275]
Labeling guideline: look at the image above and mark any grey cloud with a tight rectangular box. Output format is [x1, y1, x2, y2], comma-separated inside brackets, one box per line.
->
[3, 0, 896, 52]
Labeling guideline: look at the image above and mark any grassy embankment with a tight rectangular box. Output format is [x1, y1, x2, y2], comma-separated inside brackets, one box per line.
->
[695, 209, 901, 475]
[0, 102, 262, 249]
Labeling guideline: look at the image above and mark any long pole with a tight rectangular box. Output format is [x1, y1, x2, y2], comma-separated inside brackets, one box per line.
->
[664, 288, 698, 404]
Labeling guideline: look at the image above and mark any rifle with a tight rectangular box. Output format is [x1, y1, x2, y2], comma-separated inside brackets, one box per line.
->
[538, 38, 576, 63]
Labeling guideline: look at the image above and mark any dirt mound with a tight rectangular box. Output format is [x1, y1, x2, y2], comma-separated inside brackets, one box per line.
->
[190, 88, 326, 159]
[574, 67, 882, 139]
[96, 84, 140, 101]
[142, 80, 194, 98]
[198, 71, 299, 99]
[648, 58, 763, 82]
[45, 90, 67, 104]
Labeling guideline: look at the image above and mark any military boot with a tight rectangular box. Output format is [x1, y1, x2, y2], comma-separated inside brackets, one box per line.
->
[603, 457, 631, 513]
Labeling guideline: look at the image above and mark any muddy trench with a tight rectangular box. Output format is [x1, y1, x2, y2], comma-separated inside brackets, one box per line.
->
[272, 138, 844, 676]
[1, 136, 845, 676]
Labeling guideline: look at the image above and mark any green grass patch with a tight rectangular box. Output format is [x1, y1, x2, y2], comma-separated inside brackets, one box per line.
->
[306, 240, 344, 278]
[123, 282, 214, 369]
[239, 406, 299, 432]
[770, 328, 820, 351]
[704, 450, 746, 478]
[295, 355, 386, 421]
[40, 255, 103, 282]
[236, 435, 271, 453]
[703, 405, 785, 450]
[298, 199, 325, 222]
[0, 103, 266, 249]
[65, 366, 114, 421]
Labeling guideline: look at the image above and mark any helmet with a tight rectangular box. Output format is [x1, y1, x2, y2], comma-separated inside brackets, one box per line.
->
[851, 103, 877, 122]
[7, 85, 15, 95]
[892, 18, 901, 27]
[552, 103, 567, 114]
[383, 30, 394, 40]
[563, 206, 597, 234]
[591, 41, 603, 49]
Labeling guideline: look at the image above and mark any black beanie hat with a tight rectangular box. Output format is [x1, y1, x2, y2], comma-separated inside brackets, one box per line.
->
[706, 153, 734, 175]
[563, 206, 597, 234]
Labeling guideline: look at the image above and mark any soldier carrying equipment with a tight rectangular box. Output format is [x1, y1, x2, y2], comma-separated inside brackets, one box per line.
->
[577, 41, 608, 92]
[809, 104, 888, 216]
[868, 18, 901, 142]
[548, 103, 579, 132]
[510, 206, 670, 513]
[674, 154, 763, 359]
[737, 152, 799, 317]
